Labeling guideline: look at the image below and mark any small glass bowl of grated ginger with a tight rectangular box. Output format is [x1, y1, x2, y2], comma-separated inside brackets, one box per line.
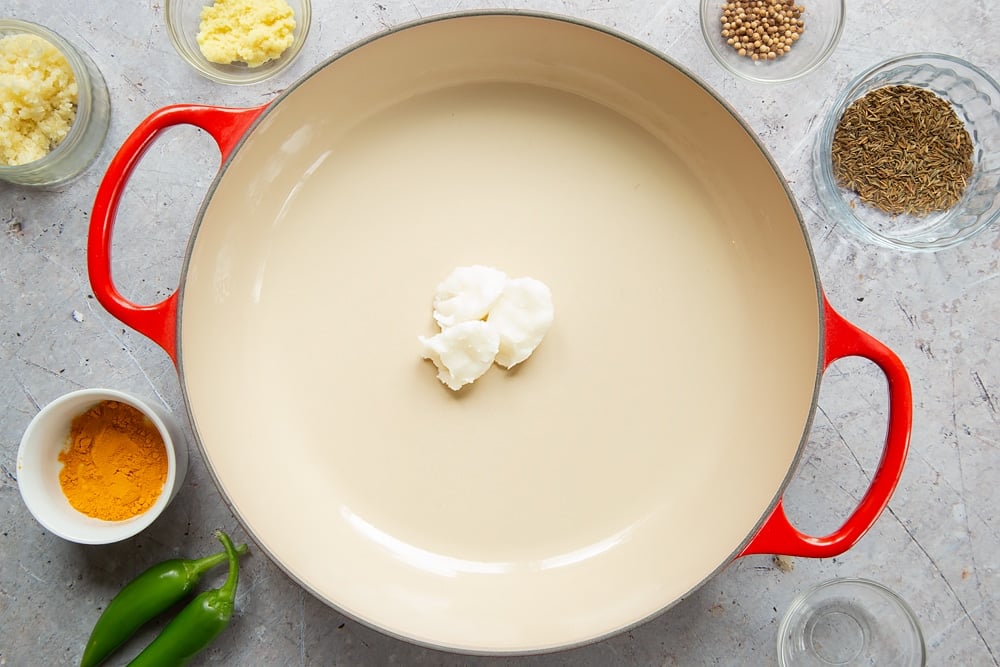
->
[16, 389, 189, 545]
[165, 0, 312, 85]
[0, 19, 110, 186]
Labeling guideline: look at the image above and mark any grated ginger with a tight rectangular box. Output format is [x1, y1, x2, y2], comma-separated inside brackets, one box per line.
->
[197, 0, 296, 68]
[0, 33, 78, 166]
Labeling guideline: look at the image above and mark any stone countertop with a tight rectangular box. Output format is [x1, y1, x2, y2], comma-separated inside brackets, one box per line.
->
[1, 0, 997, 664]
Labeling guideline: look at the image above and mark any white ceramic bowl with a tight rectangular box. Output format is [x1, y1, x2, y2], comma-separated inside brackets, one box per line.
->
[17, 389, 189, 544]
[699, 0, 845, 83]
[165, 0, 311, 85]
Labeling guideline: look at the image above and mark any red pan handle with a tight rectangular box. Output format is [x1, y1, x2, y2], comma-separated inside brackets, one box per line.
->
[88, 104, 268, 365]
[738, 296, 912, 558]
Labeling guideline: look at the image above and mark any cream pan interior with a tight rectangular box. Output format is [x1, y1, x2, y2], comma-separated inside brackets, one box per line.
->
[179, 14, 822, 652]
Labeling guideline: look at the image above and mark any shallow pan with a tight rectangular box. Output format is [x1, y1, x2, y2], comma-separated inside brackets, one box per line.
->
[89, 12, 912, 654]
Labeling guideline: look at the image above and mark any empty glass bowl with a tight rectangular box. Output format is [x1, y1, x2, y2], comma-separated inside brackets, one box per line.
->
[778, 579, 925, 666]
[814, 53, 1000, 251]
[699, 0, 845, 83]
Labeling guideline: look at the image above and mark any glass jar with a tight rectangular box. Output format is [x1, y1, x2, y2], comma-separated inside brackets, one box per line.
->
[0, 19, 111, 186]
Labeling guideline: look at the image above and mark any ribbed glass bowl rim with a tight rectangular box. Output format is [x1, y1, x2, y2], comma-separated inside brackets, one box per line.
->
[698, 0, 846, 84]
[776, 577, 926, 667]
[813, 52, 1000, 251]
[164, 0, 312, 85]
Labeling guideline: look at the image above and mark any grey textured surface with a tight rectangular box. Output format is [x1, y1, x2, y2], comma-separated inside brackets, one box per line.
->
[1, 0, 998, 665]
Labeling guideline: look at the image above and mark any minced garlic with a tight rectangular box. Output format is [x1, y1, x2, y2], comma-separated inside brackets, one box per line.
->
[197, 0, 296, 68]
[0, 33, 78, 166]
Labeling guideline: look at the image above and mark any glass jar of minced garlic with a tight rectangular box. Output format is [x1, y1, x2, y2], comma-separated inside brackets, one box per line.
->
[0, 20, 110, 186]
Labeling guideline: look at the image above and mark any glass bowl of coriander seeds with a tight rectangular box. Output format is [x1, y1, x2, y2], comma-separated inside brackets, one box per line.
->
[699, 0, 845, 83]
[815, 53, 1000, 251]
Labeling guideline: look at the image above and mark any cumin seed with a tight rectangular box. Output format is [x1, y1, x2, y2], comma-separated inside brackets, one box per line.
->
[831, 85, 974, 215]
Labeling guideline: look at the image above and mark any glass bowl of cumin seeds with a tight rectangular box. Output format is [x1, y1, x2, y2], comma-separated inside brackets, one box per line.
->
[814, 53, 1000, 251]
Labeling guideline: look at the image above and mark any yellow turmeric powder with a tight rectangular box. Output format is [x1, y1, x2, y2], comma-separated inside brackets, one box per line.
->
[58, 400, 168, 521]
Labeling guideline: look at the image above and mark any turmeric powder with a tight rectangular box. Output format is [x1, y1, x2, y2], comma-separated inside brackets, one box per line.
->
[58, 400, 168, 521]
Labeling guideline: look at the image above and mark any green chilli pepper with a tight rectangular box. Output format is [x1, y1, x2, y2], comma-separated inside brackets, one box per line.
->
[80, 539, 248, 667]
[128, 530, 243, 667]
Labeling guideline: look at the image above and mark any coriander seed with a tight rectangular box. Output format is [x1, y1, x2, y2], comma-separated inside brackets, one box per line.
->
[720, 0, 805, 61]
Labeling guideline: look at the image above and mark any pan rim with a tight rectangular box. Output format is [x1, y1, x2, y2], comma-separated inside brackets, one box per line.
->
[174, 9, 825, 655]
